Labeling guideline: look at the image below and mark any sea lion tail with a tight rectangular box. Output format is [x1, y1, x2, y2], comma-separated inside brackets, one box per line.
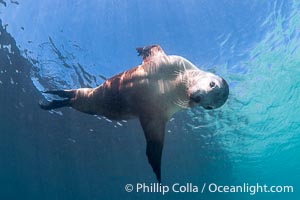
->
[39, 90, 75, 110]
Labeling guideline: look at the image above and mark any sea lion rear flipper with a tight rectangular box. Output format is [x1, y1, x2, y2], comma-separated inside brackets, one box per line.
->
[139, 114, 167, 182]
[39, 99, 71, 110]
[39, 90, 75, 110]
[43, 90, 75, 99]
[136, 44, 166, 64]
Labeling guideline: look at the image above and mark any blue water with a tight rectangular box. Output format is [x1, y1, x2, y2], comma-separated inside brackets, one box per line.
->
[0, 0, 299, 199]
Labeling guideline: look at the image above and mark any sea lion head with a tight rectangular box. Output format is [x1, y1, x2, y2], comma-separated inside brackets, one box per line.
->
[185, 70, 229, 110]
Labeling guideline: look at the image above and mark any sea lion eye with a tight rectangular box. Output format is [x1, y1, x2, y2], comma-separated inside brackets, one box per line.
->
[209, 81, 216, 88]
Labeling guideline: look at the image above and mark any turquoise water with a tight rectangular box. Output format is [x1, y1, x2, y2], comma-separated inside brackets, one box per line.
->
[0, 0, 299, 199]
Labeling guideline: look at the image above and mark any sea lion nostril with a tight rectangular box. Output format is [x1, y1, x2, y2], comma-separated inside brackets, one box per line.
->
[209, 81, 216, 88]
[205, 106, 213, 110]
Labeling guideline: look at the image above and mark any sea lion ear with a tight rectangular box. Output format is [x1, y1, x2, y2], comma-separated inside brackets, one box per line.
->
[136, 44, 166, 64]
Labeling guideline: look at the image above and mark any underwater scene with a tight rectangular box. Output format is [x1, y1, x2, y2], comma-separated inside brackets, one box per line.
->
[0, 0, 299, 199]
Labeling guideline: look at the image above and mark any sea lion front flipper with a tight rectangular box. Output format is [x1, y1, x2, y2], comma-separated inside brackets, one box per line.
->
[136, 44, 166, 64]
[139, 114, 167, 182]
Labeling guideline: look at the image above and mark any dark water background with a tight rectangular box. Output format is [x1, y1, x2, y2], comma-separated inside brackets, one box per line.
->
[0, 0, 299, 199]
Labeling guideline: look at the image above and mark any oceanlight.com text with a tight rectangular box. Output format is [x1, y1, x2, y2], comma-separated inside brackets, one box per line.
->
[124, 182, 294, 195]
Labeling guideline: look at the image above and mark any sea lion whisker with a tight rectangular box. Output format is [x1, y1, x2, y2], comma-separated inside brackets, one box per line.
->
[174, 98, 189, 109]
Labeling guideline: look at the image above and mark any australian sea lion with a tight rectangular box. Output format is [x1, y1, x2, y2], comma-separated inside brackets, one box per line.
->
[39, 45, 229, 182]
